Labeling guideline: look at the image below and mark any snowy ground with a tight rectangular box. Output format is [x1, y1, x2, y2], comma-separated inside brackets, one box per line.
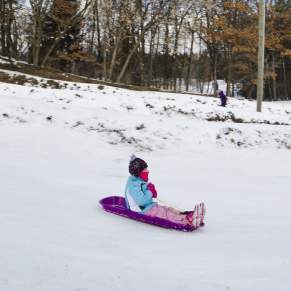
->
[1, 78, 291, 291]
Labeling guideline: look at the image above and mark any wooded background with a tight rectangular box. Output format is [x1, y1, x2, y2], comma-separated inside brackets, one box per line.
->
[0, 0, 290, 99]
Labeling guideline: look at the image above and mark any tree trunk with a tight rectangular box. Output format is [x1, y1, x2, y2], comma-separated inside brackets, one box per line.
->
[210, 48, 218, 96]
[95, 0, 102, 61]
[138, 6, 146, 86]
[103, 45, 107, 81]
[282, 57, 288, 100]
[0, 0, 5, 55]
[272, 53, 277, 100]
[34, 20, 43, 66]
[148, 27, 156, 87]
[108, 36, 120, 81]
[226, 47, 232, 96]
[185, 31, 194, 92]
[41, 36, 61, 67]
[116, 41, 139, 83]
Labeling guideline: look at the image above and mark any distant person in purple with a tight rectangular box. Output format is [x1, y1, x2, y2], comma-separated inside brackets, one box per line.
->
[219, 90, 227, 107]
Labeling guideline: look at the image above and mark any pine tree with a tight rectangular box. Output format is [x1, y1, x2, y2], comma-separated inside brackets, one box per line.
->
[41, 0, 82, 71]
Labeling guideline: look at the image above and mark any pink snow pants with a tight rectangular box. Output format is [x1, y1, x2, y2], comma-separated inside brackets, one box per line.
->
[146, 204, 188, 224]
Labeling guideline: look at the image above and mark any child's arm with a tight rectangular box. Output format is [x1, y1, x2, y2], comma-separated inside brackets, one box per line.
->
[129, 182, 153, 207]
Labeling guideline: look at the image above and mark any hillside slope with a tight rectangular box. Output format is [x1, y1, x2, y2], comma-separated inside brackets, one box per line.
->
[1, 73, 291, 151]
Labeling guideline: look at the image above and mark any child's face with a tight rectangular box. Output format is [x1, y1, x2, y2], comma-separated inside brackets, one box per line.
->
[139, 168, 149, 181]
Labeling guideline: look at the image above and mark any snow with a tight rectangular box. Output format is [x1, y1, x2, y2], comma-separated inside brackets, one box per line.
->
[0, 58, 11, 64]
[1, 77, 291, 291]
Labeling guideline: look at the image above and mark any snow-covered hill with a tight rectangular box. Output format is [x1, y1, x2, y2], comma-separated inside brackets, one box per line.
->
[1, 73, 291, 151]
[1, 78, 291, 291]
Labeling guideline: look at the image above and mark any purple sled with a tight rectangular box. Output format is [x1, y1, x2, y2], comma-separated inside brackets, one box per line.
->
[99, 196, 195, 232]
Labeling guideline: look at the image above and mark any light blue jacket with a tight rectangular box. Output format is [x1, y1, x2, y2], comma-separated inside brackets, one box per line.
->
[125, 176, 156, 213]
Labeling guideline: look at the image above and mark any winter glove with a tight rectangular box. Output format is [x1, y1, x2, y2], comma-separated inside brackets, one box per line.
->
[147, 183, 157, 198]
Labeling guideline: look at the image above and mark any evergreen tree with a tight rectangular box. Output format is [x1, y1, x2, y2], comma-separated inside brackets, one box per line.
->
[41, 0, 83, 71]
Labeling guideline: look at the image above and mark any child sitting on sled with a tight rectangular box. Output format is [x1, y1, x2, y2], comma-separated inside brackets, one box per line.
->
[125, 155, 194, 225]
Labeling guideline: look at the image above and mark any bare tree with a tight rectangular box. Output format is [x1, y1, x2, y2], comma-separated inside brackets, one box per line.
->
[116, 0, 169, 83]
[29, 0, 52, 65]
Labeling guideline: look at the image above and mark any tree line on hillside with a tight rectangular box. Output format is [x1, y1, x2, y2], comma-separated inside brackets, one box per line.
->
[0, 0, 290, 100]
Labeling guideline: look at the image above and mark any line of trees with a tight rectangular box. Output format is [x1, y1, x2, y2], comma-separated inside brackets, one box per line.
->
[0, 0, 291, 100]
